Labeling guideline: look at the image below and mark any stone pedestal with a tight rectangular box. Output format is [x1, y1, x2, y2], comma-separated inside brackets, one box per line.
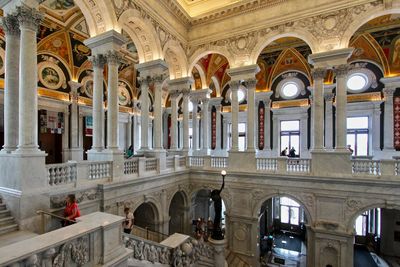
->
[311, 150, 352, 177]
[208, 238, 227, 267]
[228, 151, 256, 172]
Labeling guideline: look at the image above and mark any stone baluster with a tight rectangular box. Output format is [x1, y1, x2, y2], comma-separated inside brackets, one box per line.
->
[15, 6, 43, 154]
[0, 14, 20, 153]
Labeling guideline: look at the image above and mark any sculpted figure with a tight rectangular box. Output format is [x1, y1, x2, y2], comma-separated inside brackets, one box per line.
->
[210, 171, 225, 240]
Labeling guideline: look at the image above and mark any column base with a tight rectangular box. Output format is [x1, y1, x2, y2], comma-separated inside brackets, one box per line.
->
[63, 148, 84, 162]
[208, 238, 227, 267]
[13, 146, 46, 156]
[0, 146, 17, 154]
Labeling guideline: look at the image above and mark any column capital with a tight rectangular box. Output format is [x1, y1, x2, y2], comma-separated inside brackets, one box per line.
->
[333, 64, 351, 78]
[244, 77, 257, 89]
[383, 87, 396, 98]
[168, 89, 181, 100]
[255, 91, 273, 103]
[89, 54, 107, 69]
[1, 14, 20, 36]
[106, 50, 123, 66]
[16, 5, 43, 32]
[311, 67, 327, 80]
[324, 93, 335, 102]
[227, 64, 259, 80]
[308, 48, 354, 68]
[229, 80, 241, 92]
[168, 76, 194, 90]
[380, 76, 400, 90]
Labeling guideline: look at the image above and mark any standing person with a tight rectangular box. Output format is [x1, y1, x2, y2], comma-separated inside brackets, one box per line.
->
[347, 144, 354, 155]
[289, 147, 296, 157]
[63, 194, 80, 226]
[123, 207, 134, 234]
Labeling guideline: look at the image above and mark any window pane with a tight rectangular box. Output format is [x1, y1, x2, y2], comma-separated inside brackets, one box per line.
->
[347, 134, 355, 156]
[239, 136, 245, 151]
[238, 123, 246, 133]
[281, 120, 300, 131]
[347, 117, 368, 129]
[355, 215, 363, 236]
[189, 127, 193, 136]
[357, 134, 368, 156]
[377, 208, 381, 237]
[281, 206, 289, 223]
[281, 135, 289, 152]
[290, 135, 300, 155]
[281, 197, 300, 207]
[290, 207, 299, 225]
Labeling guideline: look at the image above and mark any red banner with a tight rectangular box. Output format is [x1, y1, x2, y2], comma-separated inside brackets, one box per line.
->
[211, 106, 217, 150]
[258, 102, 265, 150]
[394, 97, 400, 150]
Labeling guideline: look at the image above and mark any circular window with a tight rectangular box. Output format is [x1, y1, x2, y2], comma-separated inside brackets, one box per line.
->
[188, 101, 193, 112]
[229, 89, 245, 103]
[281, 82, 299, 98]
[347, 73, 368, 92]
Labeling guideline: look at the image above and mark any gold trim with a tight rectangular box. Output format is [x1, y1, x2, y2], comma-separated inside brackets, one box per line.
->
[347, 92, 382, 103]
[37, 88, 70, 102]
[272, 99, 309, 109]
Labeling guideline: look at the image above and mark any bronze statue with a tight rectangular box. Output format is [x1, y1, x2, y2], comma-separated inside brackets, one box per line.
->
[210, 170, 226, 240]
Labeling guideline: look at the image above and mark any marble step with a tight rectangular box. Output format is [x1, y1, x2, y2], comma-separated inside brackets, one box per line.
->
[0, 217, 15, 227]
[0, 210, 11, 219]
[0, 224, 18, 235]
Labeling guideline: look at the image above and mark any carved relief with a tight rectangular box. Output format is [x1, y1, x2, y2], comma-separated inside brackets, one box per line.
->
[234, 223, 248, 241]
[50, 189, 99, 209]
[53, 236, 90, 266]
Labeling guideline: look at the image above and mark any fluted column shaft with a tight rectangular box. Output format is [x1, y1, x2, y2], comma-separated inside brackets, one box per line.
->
[202, 98, 210, 150]
[90, 54, 106, 151]
[311, 68, 326, 150]
[106, 51, 121, 151]
[246, 79, 257, 152]
[16, 6, 43, 153]
[139, 79, 149, 150]
[182, 91, 190, 150]
[153, 77, 164, 150]
[230, 81, 240, 151]
[170, 92, 180, 150]
[192, 100, 198, 150]
[383, 87, 396, 150]
[334, 65, 350, 150]
[1, 14, 20, 153]
[324, 93, 334, 149]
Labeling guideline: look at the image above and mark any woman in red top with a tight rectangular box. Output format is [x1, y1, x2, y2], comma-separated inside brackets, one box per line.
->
[63, 194, 81, 225]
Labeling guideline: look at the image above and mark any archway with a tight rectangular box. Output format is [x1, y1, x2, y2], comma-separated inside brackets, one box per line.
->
[133, 202, 157, 232]
[258, 196, 309, 266]
[351, 206, 400, 267]
[191, 189, 226, 241]
[168, 191, 188, 235]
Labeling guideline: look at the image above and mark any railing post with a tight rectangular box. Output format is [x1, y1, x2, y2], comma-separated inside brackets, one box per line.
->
[204, 156, 211, 169]
[138, 157, 146, 176]
[276, 157, 287, 173]
[73, 161, 88, 186]
[380, 159, 395, 178]
[157, 158, 161, 174]
[174, 155, 179, 170]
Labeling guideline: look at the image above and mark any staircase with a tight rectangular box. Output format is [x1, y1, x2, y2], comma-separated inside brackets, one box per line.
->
[0, 197, 18, 236]
[226, 250, 251, 267]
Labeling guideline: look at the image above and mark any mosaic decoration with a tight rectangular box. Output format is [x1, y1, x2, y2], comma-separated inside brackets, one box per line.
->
[394, 97, 400, 150]
[258, 102, 265, 150]
[211, 106, 216, 149]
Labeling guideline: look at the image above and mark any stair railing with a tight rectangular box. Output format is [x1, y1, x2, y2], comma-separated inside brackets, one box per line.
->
[36, 210, 76, 234]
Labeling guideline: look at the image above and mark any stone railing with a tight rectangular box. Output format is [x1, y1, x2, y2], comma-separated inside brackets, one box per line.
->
[0, 212, 130, 267]
[256, 158, 277, 171]
[124, 158, 139, 175]
[166, 156, 175, 169]
[131, 225, 169, 243]
[396, 160, 400, 176]
[352, 159, 381, 175]
[189, 156, 205, 167]
[287, 158, 311, 173]
[178, 156, 186, 167]
[88, 161, 112, 179]
[211, 157, 228, 168]
[46, 162, 77, 186]
[145, 158, 158, 172]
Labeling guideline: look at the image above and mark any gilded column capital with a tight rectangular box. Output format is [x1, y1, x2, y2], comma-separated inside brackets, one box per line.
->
[1, 14, 20, 36]
[333, 64, 350, 78]
[89, 54, 107, 69]
[106, 50, 123, 66]
[311, 67, 327, 80]
[16, 6, 43, 32]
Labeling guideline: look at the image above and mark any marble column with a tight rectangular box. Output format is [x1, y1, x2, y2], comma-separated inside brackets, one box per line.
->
[334, 64, 350, 151]
[68, 81, 81, 150]
[126, 115, 132, 149]
[169, 91, 180, 150]
[62, 107, 69, 161]
[383, 84, 400, 151]
[230, 80, 240, 151]
[89, 54, 106, 152]
[201, 97, 210, 153]
[246, 78, 257, 152]
[106, 51, 122, 152]
[0, 14, 20, 153]
[272, 116, 279, 156]
[324, 93, 334, 149]
[153, 75, 165, 150]
[139, 78, 149, 151]
[311, 68, 326, 150]
[182, 90, 190, 151]
[15, 6, 43, 154]
[191, 99, 198, 151]
[300, 114, 309, 157]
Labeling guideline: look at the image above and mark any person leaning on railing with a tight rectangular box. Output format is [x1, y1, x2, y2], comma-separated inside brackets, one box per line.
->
[62, 194, 81, 226]
[123, 207, 134, 234]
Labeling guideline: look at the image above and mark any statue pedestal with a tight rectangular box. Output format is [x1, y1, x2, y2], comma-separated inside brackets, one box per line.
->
[208, 238, 227, 267]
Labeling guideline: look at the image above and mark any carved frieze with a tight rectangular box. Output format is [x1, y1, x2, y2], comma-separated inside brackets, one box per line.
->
[50, 189, 99, 209]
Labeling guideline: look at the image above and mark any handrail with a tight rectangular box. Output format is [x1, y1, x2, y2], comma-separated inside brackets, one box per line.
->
[36, 210, 76, 224]
[132, 224, 169, 238]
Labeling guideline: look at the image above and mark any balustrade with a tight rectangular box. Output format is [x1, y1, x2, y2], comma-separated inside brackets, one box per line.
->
[256, 158, 277, 171]
[124, 158, 139, 175]
[287, 158, 311, 173]
[189, 156, 204, 167]
[145, 158, 158, 172]
[211, 157, 228, 168]
[88, 161, 112, 179]
[166, 156, 174, 169]
[396, 161, 400, 176]
[352, 159, 381, 175]
[47, 162, 77, 186]
[178, 156, 186, 167]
